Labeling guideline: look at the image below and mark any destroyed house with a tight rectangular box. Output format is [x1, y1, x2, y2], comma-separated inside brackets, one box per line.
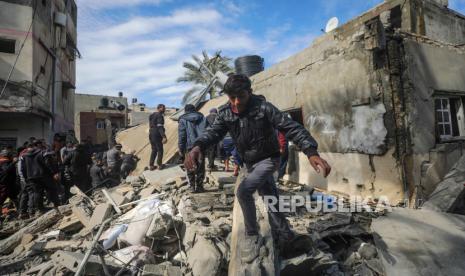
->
[250, 0, 465, 205]
[0, 0, 77, 147]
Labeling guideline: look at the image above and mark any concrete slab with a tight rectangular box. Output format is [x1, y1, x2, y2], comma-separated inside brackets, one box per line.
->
[423, 155, 465, 214]
[207, 171, 237, 189]
[142, 165, 185, 186]
[87, 203, 112, 230]
[372, 208, 465, 276]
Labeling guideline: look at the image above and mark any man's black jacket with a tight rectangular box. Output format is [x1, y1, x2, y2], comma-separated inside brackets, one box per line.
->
[194, 94, 319, 165]
[22, 149, 57, 181]
[149, 112, 165, 140]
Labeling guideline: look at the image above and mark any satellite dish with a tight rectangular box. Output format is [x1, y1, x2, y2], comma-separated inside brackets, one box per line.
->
[325, 17, 339, 33]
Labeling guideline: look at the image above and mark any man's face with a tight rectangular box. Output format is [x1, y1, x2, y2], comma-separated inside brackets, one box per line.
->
[228, 90, 250, 113]
[159, 106, 166, 114]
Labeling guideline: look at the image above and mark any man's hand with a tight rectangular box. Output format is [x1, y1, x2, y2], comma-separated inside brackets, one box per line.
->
[308, 155, 331, 177]
[184, 146, 201, 172]
[162, 137, 168, 144]
[53, 173, 60, 182]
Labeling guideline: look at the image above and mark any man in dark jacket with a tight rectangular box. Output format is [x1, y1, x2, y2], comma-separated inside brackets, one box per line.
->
[205, 108, 219, 171]
[89, 157, 111, 189]
[0, 150, 18, 210]
[184, 74, 331, 263]
[21, 141, 60, 217]
[178, 104, 207, 192]
[120, 150, 139, 179]
[149, 104, 167, 170]
[63, 144, 92, 193]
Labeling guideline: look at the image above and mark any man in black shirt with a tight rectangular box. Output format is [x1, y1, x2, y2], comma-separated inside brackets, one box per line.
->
[149, 104, 167, 170]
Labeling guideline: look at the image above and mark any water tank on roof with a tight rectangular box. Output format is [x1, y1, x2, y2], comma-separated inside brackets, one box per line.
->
[235, 55, 264, 77]
[118, 91, 123, 97]
[100, 97, 109, 108]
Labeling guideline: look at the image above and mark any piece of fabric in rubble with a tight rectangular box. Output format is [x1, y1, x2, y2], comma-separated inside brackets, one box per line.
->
[102, 198, 173, 247]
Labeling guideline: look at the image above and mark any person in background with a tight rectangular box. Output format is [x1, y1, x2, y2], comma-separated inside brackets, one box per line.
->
[178, 104, 207, 192]
[277, 130, 289, 181]
[106, 143, 123, 181]
[63, 144, 92, 193]
[21, 140, 60, 217]
[89, 157, 111, 189]
[149, 104, 167, 170]
[222, 133, 242, 176]
[120, 150, 139, 179]
[60, 142, 75, 202]
[0, 150, 18, 218]
[205, 108, 219, 171]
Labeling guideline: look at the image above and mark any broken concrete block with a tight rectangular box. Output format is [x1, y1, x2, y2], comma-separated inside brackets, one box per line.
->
[423, 155, 465, 214]
[71, 205, 92, 229]
[187, 236, 222, 276]
[40, 230, 64, 241]
[109, 245, 156, 267]
[139, 186, 157, 199]
[141, 262, 182, 276]
[87, 203, 112, 230]
[51, 250, 121, 274]
[146, 212, 173, 239]
[21, 234, 34, 246]
[59, 214, 84, 233]
[358, 243, 378, 260]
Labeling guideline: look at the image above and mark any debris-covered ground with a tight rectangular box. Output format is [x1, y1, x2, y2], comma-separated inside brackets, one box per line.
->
[0, 163, 392, 276]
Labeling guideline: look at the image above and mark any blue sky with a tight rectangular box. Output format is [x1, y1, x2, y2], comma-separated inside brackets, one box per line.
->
[75, 0, 465, 108]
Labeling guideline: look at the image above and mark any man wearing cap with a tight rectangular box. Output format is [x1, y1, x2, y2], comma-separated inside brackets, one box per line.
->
[184, 74, 331, 263]
[149, 104, 167, 170]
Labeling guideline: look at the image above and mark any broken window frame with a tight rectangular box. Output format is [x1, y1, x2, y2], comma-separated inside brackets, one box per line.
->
[434, 93, 465, 142]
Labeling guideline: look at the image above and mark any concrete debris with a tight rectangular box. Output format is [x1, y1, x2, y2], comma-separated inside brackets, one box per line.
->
[422, 154, 465, 214]
[1, 161, 451, 276]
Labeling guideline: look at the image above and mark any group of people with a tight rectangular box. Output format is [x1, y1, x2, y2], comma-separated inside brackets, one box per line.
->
[0, 135, 139, 221]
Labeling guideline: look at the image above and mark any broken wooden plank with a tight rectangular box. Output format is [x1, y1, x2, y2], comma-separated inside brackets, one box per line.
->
[228, 172, 278, 276]
[0, 207, 67, 254]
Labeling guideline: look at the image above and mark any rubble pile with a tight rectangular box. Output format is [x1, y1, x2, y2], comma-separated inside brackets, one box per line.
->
[0, 165, 388, 275]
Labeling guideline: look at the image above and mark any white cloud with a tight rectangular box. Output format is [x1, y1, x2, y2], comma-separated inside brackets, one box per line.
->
[75, 2, 319, 107]
[76, 0, 169, 10]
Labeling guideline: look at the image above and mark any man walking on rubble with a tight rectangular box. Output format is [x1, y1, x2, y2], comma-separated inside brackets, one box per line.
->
[178, 104, 207, 193]
[184, 74, 331, 263]
[149, 104, 168, 170]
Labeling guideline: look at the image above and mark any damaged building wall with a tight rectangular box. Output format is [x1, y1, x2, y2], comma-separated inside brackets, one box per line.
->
[403, 39, 465, 202]
[251, 2, 408, 203]
[0, 0, 76, 147]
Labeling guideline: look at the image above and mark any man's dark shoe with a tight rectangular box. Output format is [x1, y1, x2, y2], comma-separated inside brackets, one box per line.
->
[158, 164, 166, 170]
[241, 234, 263, 263]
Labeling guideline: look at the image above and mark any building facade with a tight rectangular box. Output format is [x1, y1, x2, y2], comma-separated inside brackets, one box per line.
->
[74, 93, 128, 147]
[0, 0, 77, 148]
[251, 0, 465, 205]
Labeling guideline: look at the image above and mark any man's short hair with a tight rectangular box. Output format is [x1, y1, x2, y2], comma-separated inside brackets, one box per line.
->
[185, 104, 195, 112]
[223, 74, 252, 95]
[157, 104, 165, 109]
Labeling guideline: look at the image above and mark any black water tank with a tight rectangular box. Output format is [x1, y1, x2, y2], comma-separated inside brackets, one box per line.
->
[235, 55, 264, 77]
[100, 97, 109, 108]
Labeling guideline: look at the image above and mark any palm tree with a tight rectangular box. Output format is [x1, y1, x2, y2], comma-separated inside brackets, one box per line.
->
[178, 50, 233, 105]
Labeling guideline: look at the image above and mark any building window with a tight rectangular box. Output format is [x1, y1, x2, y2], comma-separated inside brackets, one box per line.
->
[435, 97, 465, 140]
[0, 38, 16, 54]
[96, 121, 105, 129]
[140, 107, 145, 112]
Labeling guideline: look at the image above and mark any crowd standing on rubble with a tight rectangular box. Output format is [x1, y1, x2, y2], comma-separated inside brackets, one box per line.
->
[0, 134, 139, 223]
